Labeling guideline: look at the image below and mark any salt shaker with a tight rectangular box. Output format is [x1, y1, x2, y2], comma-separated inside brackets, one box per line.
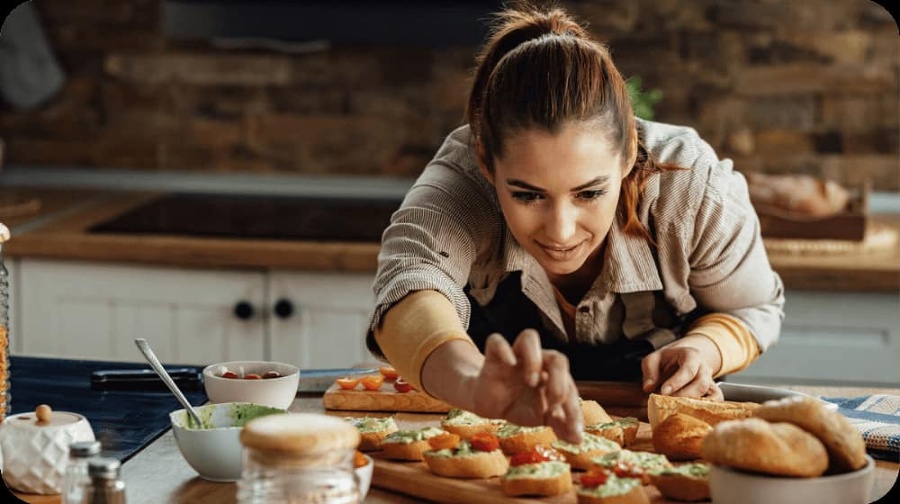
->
[82, 457, 126, 504]
[61, 440, 102, 504]
[237, 413, 361, 504]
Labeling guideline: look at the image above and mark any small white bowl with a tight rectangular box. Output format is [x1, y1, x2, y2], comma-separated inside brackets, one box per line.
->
[356, 453, 374, 499]
[169, 402, 287, 482]
[709, 455, 875, 504]
[203, 361, 300, 409]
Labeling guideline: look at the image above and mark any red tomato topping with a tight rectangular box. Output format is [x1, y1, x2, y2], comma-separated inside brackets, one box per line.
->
[393, 378, 413, 393]
[379, 366, 399, 381]
[360, 375, 384, 391]
[580, 469, 610, 488]
[243, 373, 262, 380]
[220, 370, 239, 379]
[510, 450, 548, 466]
[469, 433, 500, 452]
[535, 444, 565, 462]
[353, 451, 368, 469]
[613, 463, 643, 479]
[336, 377, 361, 390]
[428, 433, 461, 451]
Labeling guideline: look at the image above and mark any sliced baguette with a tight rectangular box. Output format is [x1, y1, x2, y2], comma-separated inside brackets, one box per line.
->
[576, 474, 649, 504]
[423, 447, 509, 478]
[647, 393, 759, 430]
[500, 461, 573, 497]
[651, 413, 712, 461]
[496, 425, 558, 455]
[648, 463, 710, 502]
[582, 399, 614, 426]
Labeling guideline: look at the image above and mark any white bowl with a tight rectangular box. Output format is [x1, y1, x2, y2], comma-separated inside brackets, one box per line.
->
[709, 455, 875, 504]
[203, 361, 300, 409]
[355, 453, 374, 499]
[169, 402, 287, 482]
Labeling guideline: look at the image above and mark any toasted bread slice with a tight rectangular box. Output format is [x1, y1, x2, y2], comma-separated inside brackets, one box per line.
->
[500, 460, 573, 497]
[496, 424, 558, 455]
[380, 426, 447, 461]
[581, 399, 614, 426]
[588, 449, 672, 485]
[651, 413, 712, 461]
[440, 408, 505, 439]
[576, 473, 649, 504]
[551, 432, 622, 471]
[343, 416, 398, 451]
[648, 462, 710, 502]
[585, 422, 625, 446]
[423, 441, 509, 478]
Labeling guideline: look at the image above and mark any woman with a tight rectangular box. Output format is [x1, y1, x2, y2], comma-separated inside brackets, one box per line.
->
[366, 6, 784, 443]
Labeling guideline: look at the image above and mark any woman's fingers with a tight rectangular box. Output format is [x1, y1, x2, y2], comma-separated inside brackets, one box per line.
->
[484, 333, 516, 367]
[512, 329, 543, 387]
[641, 350, 662, 392]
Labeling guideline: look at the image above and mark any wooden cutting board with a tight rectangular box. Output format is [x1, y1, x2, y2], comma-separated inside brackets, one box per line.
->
[359, 412, 670, 504]
[323, 382, 453, 413]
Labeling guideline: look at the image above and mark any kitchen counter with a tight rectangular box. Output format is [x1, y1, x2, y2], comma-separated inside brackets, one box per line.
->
[2, 185, 900, 290]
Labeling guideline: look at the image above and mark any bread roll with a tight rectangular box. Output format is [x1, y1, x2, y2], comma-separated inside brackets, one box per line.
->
[701, 417, 828, 477]
[651, 413, 712, 461]
[647, 393, 758, 430]
[753, 395, 866, 472]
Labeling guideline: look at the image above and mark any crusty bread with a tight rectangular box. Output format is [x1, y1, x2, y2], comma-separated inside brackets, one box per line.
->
[440, 408, 503, 440]
[753, 395, 867, 473]
[589, 449, 672, 485]
[647, 393, 759, 430]
[344, 416, 399, 452]
[423, 446, 509, 478]
[648, 463, 710, 502]
[582, 399, 614, 426]
[576, 475, 649, 504]
[615, 417, 639, 447]
[380, 426, 446, 461]
[496, 424, 558, 455]
[500, 461, 573, 497]
[651, 413, 712, 461]
[701, 417, 828, 477]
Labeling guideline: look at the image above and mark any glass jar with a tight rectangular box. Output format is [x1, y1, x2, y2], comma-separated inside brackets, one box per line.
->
[237, 413, 361, 504]
[61, 440, 102, 504]
[83, 457, 127, 504]
[0, 222, 10, 422]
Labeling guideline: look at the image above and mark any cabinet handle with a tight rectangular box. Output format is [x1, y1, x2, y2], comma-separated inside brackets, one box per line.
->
[273, 298, 295, 319]
[233, 301, 255, 321]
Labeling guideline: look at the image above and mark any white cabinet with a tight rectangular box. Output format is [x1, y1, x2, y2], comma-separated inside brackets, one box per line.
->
[13, 258, 375, 368]
[732, 290, 900, 386]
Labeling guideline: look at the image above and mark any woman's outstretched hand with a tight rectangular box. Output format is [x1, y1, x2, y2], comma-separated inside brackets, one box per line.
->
[470, 329, 583, 444]
[641, 335, 724, 400]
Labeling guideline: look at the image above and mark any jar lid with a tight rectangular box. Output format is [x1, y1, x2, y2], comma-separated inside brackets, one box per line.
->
[70, 440, 102, 457]
[240, 413, 360, 455]
[88, 457, 121, 480]
[3, 404, 84, 429]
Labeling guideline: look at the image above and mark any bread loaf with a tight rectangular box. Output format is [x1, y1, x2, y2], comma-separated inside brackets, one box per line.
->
[647, 393, 759, 430]
[701, 417, 828, 477]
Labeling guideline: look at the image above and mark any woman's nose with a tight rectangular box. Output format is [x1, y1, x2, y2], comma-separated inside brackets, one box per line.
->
[544, 203, 577, 244]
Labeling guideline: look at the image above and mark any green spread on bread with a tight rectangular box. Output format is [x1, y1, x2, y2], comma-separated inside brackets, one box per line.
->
[504, 460, 569, 479]
[576, 473, 642, 497]
[551, 432, 621, 454]
[592, 449, 672, 474]
[659, 462, 710, 478]
[383, 426, 445, 444]
[345, 416, 396, 433]
[497, 423, 548, 438]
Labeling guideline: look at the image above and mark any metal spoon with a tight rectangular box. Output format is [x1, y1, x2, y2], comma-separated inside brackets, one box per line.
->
[134, 338, 203, 428]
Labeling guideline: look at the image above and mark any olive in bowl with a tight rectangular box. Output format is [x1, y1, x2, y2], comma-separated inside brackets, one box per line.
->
[203, 361, 300, 409]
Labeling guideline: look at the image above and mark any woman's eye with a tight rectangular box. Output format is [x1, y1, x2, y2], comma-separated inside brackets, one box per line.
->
[511, 191, 543, 202]
[576, 189, 608, 201]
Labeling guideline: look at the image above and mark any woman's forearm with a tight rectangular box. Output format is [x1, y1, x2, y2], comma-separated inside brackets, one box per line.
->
[420, 339, 485, 412]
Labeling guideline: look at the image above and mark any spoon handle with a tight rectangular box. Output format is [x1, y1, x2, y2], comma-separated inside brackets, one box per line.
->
[134, 338, 203, 426]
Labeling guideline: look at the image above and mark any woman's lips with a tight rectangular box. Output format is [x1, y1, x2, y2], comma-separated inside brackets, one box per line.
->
[537, 241, 582, 261]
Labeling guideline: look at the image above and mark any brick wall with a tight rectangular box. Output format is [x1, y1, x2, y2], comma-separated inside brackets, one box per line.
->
[1, 0, 897, 189]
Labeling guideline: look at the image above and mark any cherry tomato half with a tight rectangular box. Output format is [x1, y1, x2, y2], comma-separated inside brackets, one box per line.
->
[509, 450, 548, 466]
[469, 433, 500, 452]
[580, 469, 610, 488]
[243, 373, 262, 380]
[428, 433, 461, 451]
[220, 370, 239, 379]
[336, 377, 361, 390]
[360, 375, 384, 391]
[379, 366, 399, 381]
[393, 378, 413, 393]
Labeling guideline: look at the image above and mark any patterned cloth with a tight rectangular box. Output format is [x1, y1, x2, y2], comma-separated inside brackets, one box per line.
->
[823, 394, 900, 460]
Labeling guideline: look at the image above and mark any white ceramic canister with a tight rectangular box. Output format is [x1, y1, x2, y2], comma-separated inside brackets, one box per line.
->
[0, 404, 96, 494]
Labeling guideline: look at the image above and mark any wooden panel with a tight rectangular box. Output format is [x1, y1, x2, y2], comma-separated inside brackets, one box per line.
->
[323, 383, 452, 413]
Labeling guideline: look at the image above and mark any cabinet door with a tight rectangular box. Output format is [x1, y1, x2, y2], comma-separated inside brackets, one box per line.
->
[18, 259, 267, 364]
[734, 291, 900, 386]
[269, 271, 375, 369]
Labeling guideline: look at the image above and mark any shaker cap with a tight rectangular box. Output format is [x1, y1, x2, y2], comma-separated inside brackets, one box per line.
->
[88, 457, 121, 480]
[240, 412, 360, 455]
[70, 440, 102, 458]
[0, 222, 9, 243]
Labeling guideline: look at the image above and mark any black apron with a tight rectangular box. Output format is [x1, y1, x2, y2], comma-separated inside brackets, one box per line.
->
[464, 272, 655, 382]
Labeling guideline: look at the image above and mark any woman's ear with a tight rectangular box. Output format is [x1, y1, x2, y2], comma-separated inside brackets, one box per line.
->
[476, 140, 494, 185]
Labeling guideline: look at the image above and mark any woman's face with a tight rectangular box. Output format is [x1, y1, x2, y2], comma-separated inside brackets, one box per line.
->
[483, 124, 629, 282]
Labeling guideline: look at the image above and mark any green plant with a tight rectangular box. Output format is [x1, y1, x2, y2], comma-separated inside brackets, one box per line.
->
[626, 77, 663, 120]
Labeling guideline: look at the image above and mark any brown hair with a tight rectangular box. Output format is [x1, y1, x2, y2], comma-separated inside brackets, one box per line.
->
[466, 5, 674, 242]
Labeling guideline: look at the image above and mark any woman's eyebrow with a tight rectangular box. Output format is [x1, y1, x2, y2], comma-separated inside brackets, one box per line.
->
[506, 176, 610, 192]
